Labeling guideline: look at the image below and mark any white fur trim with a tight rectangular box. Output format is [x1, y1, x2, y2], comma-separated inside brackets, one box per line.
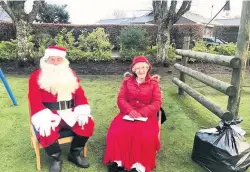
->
[31, 108, 52, 130]
[114, 160, 122, 167]
[74, 104, 91, 116]
[123, 72, 132, 78]
[131, 162, 145, 172]
[57, 109, 77, 127]
[44, 48, 66, 59]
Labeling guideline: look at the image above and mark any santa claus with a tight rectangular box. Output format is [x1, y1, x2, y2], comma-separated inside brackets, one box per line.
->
[28, 45, 95, 172]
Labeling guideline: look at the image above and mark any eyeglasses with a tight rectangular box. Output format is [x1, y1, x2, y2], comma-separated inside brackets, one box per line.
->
[133, 66, 149, 71]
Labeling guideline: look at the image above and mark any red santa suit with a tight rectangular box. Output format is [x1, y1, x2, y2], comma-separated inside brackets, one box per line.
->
[28, 46, 95, 148]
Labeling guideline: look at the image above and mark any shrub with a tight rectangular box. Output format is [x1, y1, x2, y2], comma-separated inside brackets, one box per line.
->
[119, 26, 150, 60]
[120, 48, 146, 60]
[192, 41, 208, 53]
[67, 49, 91, 62]
[214, 43, 236, 56]
[54, 28, 76, 50]
[146, 45, 157, 56]
[0, 41, 17, 61]
[58, 27, 113, 61]
[191, 41, 218, 62]
[146, 45, 177, 63]
[29, 33, 55, 59]
[0, 22, 158, 48]
[168, 45, 177, 62]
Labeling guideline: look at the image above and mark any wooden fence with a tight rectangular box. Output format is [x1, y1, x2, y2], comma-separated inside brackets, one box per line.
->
[172, 37, 241, 122]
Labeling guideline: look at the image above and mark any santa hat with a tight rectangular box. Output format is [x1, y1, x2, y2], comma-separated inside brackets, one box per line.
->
[130, 56, 152, 72]
[43, 45, 67, 60]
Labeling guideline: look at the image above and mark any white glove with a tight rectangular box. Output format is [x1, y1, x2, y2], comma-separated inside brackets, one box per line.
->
[57, 109, 77, 127]
[74, 105, 93, 129]
[77, 114, 89, 128]
[51, 113, 62, 131]
[31, 109, 61, 137]
[39, 122, 51, 137]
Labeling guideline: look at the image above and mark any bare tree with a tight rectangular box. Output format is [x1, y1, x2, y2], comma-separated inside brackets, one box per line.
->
[112, 9, 127, 19]
[153, 0, 192, 64]
[0, 0, 43, 65]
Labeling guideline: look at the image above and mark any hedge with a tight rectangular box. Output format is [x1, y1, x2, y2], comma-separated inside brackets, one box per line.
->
[213, 25, 239, 43]
[171, 24, 204, 48]
[0, 22, 203, 49]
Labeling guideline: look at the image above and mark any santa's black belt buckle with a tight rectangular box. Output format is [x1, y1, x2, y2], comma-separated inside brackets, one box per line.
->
[42, 99, 75, 110]
[59, 101, 67, 110]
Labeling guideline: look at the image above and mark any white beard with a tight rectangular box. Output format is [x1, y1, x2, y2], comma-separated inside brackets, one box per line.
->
[38, 58, 79, 101]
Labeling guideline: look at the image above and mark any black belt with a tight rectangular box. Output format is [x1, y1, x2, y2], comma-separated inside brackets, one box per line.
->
[42, 99, 75, 110]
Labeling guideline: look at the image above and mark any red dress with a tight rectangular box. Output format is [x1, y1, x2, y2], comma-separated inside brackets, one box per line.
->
[28, 70, 95, 147]
[103, 74, 162, 172]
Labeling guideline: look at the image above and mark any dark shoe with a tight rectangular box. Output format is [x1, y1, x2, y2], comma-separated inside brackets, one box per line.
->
[108, 162, 118, 172]
[118, 166, 127, 172]
[68, 135, 90, 168]
[68, 152, 90, 168]
[129, 168, 138, 172]
[49, 160, 62, 172]
[44, 141, 62, 172]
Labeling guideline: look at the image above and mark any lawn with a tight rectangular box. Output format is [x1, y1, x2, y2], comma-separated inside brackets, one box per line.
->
[0, 74, 249, 172]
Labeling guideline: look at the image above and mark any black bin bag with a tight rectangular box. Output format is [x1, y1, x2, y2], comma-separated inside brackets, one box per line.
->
[192, 122, 250, 172]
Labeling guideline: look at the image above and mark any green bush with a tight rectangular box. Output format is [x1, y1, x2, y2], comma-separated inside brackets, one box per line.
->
[67, 49, 91, 62]
[0, 41, 17, 61]
[168, 45, 177, 62]
[91, 50, 112, 61]
[191, 41, 250, 58]
[118, 26, 150, 60]
[54, 28, 76, 50]
[146, 45, 177, 63]
[66, 27, 112, 61]
[214, 43, 236, 56]
[192, 41, 217, 54]
[0, 27, 112, 62]
[146, 45, 157, 56]
[85, 28, 112, 51]
[120, 48, 146, 60]
[191, 41, 218, 62]
[28, 34, 55, 59]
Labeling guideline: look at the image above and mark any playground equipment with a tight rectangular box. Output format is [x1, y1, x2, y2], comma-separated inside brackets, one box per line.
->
[0, 68, 17, 105]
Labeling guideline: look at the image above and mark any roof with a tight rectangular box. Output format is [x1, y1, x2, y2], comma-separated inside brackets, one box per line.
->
[97, 15, 153, 24]
[97, 11, 219, 26]
[181, 11, 220, 25]
[214, 18, 240, 26]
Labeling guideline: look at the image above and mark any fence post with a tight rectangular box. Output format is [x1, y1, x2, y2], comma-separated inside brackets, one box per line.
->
[178, 36, 190, 95]
[227, 1, 250, 119]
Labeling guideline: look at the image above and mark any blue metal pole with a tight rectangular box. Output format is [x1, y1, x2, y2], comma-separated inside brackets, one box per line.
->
[0, 68, 18, 106]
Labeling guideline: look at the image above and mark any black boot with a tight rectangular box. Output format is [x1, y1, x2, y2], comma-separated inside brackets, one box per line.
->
[129, 168, 138, 172]
[108, 162, 118, 172]
[108, 162, 127, 172]
[44, 141, 62, 172]
[68, 135, 90, 168]
[118, 167, 127, 172]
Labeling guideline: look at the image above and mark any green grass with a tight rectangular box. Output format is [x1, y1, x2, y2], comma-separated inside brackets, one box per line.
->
[0, 74, 250, 172]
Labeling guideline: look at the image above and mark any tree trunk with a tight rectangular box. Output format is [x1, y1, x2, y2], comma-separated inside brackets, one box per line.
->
[156, 24, 171, 65]
[15, 19, 32, 67]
